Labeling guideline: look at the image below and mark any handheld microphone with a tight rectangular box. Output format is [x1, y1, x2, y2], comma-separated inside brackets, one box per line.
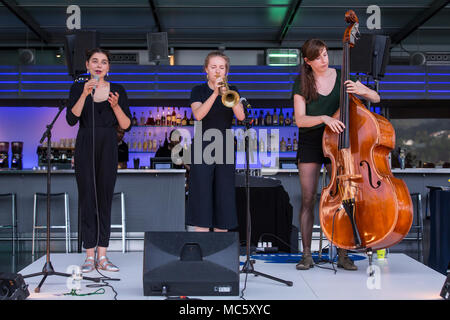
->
[92, 75, 100, 95]
[239, 97, 251, 109]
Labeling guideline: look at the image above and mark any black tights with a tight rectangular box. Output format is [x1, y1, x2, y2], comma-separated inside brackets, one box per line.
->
[298, 162, 331, 254]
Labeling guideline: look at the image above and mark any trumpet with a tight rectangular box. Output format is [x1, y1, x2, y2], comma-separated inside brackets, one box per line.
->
[216, 74, 240, 108]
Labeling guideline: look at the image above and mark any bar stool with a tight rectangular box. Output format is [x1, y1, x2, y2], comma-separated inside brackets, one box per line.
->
[32, 192, 71, 257]
[111, 192, 126, 253]
[0, 193, 17, 254]
[409, 193, 424, 263]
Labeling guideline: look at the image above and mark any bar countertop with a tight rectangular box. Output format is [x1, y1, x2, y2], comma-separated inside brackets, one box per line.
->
[261, 168, 450, 175]
[0, 169, 186, 174]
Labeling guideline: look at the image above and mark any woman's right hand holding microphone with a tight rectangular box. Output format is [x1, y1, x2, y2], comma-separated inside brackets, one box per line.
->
[82, 78, 99, 98]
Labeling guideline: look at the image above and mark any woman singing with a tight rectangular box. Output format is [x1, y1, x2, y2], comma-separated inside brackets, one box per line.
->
[66, 48, 131, 272]
[293, 39, 380, 270]
[187, 51, 245, 232]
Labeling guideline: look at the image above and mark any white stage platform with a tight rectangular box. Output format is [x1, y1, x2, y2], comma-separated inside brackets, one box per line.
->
[19, 252, 446, 300]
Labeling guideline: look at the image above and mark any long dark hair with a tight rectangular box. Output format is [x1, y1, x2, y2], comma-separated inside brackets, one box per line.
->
[85, 48, 111, 63]
[300, 39, 328, 103]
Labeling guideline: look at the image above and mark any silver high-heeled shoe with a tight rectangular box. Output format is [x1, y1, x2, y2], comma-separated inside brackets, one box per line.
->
[96, 256, 119, 272]
[81, 256, 96, 273]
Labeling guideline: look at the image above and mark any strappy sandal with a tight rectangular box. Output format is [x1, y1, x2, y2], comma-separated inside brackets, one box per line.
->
[296, 253, 314, 270]
[96, 256, 119, 272]
[337, 249, 358, 271]
[81, 256, 96, 273]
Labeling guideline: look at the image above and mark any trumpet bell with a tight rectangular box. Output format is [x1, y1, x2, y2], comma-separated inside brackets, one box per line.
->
[222, 89, 240, 108]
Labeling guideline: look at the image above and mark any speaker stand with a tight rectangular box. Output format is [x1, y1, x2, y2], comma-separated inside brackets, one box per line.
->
[239, 101, 293, 288]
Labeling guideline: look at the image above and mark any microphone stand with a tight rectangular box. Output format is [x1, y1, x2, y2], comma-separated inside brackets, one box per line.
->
[239, 99, 293, 287]
[23, 100, 100, 293]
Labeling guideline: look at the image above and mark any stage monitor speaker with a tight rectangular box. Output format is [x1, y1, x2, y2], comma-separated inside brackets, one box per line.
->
[147, 32, 169, 62]
[351, 34, 390, 79]
[143, 231, 239, 296]
[0, 273, 29, 300]
[64, 31, 100, 77]
[441, 274, 450, 300]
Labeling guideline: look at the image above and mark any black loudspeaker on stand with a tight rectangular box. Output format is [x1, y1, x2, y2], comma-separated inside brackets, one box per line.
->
[64, 31, 100, 77]
[22, 100, 100, 293]
[239, 98, 293, 288]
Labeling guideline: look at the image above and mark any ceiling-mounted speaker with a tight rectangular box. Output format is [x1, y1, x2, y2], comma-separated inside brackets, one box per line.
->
[410, 52, 426, 66]
[147, 32, 169, 62]
[64, 30, 100, 77]
[18, 49, 35, 65]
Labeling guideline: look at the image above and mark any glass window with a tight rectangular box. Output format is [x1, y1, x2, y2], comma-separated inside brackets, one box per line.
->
[390, 119, 450, 168]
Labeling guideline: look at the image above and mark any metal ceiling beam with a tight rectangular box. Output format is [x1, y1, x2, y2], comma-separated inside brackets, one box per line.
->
[278, 0, 303, 44]
[148, 0, 162, 33]
[390, 0, 450, 45]
[0, 0, 51, 44]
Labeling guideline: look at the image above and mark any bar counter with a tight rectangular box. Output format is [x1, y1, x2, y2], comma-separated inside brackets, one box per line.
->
[0, 169, 187, 240]
[1, 168, 448, 238]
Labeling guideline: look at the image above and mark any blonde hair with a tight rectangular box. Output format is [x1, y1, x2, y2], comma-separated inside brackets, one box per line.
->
[204, 51, 230, 74]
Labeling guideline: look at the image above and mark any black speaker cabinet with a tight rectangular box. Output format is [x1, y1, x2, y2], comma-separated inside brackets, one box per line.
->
[147, 32, 169, 62]
[0, 273, 29, 300]
[64, 31, 100, 77]
[143, 231, 240, 296]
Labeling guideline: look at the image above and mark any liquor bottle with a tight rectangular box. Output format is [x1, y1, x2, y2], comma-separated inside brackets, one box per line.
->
[132, 131, 137, 151]
[161, 107, 166, 126]
[172, 107, 177, 126]
[279, 108, 284, 127]
[181, 110, 188, 126]
[137, 131, 142, 151]
[292, 111, 296, 127]
[132, 112, 138, 126]
[143, 132, 148, 152]
[176, 107, 182, 126]
[265, 111, 272, 126]
[259, 137, 265, 152]
[155, 107, 161, 126]
[189, 112, 195, 125]
[293, 132, 298, 151]
[280, 137, 287, 152]
[164, 131, 169, 146]
[140, 112, 146, 126]
[272, 108, 278, 126]
[152, 138, 157, 152]
[287, 137, 292, 151]
[148, 132, 152, 152]
[259, 110, 264, 126]
[146, 111, 155, 125]
[285, 112, 292, 126]
[252, 132, 258, 151]
[253, 110, 259, 126]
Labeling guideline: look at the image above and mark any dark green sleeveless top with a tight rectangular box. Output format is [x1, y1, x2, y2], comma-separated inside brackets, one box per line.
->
[292, 69, 356, 133]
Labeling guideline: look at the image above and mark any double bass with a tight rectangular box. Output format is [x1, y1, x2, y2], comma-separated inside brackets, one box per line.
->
[319, 10, 413, 265]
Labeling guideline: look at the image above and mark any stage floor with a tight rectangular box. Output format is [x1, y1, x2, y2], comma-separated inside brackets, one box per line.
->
[19, 252, 445, 300]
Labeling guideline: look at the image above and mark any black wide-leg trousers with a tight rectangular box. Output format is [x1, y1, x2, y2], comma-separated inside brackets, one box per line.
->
[75, 127, 118, 249]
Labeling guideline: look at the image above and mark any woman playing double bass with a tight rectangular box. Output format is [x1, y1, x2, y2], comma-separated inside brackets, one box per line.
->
[292, 39, 380, 270]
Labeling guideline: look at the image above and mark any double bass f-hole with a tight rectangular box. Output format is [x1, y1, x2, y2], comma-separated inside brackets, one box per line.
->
[360, 160, 381, 189]
[330, 165, 343, 197]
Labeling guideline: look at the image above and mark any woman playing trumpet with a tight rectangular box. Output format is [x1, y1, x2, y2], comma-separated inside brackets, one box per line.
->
[187, 51, 245, 232]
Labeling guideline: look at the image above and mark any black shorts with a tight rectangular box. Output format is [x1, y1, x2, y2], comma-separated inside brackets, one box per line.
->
[296, 126, 331, 165]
